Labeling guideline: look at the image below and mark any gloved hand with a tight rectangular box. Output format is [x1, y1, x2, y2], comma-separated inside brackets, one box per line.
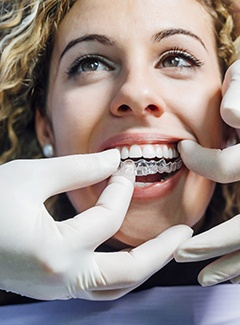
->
[174, 60, 240, 286]
[0, 149, 192, 300]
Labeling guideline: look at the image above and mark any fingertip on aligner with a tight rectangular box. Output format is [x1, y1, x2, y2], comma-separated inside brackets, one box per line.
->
[119, 159, 136, 175]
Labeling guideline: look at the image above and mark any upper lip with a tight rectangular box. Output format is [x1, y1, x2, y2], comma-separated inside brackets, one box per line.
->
[98, 133, 181, 152]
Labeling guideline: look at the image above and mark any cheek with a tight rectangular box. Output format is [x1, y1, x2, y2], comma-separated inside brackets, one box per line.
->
[68, 188, 97, 212]
[174, 81, 222, 147]
[49, 89, 109, 155]
[183, 174, 215, 229]
[67, 179, 108, 214]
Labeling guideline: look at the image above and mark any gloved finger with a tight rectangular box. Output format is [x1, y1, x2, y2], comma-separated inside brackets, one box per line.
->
[221, 60, 240, 128]
[60, 161, 135, 247]
[9, 149, 120, 202]
[197, 250, 240, 286]
[178, 140, 240, 183]
[88, 288, 134, 301]
[79, 226, 192, 300]
[91, 225, 193, 293]
[231, 274, 240, 284]
[175, 215, 240, 262]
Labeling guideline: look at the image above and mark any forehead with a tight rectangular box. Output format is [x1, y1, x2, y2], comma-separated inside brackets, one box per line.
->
[56, 0, 215, 49]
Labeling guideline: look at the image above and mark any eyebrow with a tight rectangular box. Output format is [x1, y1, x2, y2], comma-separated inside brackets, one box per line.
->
[59, 34, 114, 61]
[59, 28, 207, 61]
[152, 28, 207, 50]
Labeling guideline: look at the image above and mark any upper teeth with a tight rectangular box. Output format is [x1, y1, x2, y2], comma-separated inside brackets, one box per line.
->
[117, 144, 179, 160]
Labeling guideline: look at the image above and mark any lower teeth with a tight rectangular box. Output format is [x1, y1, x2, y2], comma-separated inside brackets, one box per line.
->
[120, 158, 183, 176]
[135, 182, 153, 188]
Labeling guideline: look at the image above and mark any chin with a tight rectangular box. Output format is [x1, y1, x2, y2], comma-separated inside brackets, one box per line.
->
[110, 197, 210, 248]
[110, 210, 181, 247]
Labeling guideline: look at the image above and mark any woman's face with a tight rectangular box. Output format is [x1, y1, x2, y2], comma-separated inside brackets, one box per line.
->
[37, 0, 224, 247]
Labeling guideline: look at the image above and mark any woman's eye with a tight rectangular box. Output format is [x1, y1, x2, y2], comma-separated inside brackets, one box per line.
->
[162, 55, 192, 68]
[158, 50, 203, 69]
[67, 55, 113, 76]
[80, 58, 109, 72]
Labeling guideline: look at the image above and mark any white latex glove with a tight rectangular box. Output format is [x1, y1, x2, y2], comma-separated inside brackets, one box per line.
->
[174, 60, 240, 286]
[0, 149, 192, 300]
[221, 60, 240, 129]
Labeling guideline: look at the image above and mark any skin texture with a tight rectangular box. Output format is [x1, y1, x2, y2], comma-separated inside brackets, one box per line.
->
[36, 0, 226, 247]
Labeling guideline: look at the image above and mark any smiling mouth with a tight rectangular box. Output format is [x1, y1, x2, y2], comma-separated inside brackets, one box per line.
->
[117, 143, 183, 185]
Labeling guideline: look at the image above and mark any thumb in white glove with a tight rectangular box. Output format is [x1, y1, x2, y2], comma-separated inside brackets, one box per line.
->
[221, 60, 240, 129]
[177, 140, 240, 183]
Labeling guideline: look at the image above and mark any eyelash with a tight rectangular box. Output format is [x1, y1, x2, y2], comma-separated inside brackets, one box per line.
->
[66, 47, 203, 77]
[66, 54, 113, 76]
[159, 47, 204, 68]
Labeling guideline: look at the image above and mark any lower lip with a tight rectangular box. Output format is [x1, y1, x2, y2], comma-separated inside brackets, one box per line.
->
[133, 167, 186, 200]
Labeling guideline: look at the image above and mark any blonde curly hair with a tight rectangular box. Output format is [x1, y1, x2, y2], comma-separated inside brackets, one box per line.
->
[0, 0, 239, 222]
[0, 0, 75, 162]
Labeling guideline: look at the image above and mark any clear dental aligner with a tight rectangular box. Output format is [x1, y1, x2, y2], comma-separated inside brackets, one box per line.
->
[120, 157, 183, 176]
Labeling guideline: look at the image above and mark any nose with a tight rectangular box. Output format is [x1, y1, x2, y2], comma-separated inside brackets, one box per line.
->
[110, 69, 166, 118]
